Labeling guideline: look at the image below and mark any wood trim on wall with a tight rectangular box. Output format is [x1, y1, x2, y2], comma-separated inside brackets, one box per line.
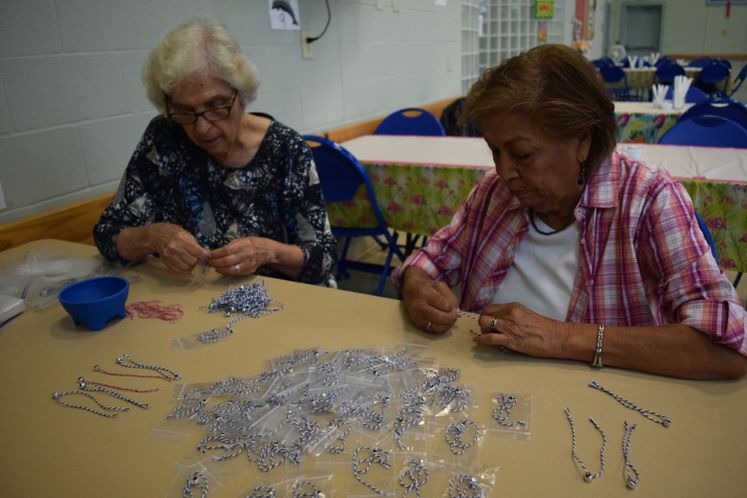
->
[322, 96, 460, 143]
[0, 193, 114, 251]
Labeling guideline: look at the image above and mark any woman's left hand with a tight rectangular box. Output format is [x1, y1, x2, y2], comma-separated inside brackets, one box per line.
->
[207, 237, 271, 277]
[476, 302, 566, 358]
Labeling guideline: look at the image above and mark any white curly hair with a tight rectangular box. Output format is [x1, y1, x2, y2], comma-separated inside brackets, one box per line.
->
[143, 18, 260, 114]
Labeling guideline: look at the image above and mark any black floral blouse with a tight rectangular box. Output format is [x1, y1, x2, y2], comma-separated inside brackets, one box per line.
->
[94, 114, 337, 286]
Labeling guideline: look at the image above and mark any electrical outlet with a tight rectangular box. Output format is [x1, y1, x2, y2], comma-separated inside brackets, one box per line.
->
[0, 181, 6, 210]
[301, 31, 313, 60]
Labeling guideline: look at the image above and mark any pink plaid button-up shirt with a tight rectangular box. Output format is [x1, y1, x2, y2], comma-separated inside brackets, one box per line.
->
[392, 151, 746, 355]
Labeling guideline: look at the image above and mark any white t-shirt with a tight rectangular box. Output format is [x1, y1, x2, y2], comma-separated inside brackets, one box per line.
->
[491, 215, 580, 321]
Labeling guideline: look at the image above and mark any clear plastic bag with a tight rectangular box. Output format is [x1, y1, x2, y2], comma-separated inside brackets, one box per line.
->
[0, 249, 108, 309]
[172, 325, 234, 352]
[487, 391, 532, 440]
[435, 462, 499, 498]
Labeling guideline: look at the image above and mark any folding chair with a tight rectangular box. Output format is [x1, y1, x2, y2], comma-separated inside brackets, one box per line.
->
[375, 108, 445, 136]
[728, 63, 747, 98]
[696, 61, 730, 98]
[679, 98, 747, 130]
[599, 65, 633, 101]
[654, 62, 686, 86]
[664, 86, 708, 104]
[304, 135, 405, 296]
[658, 115, 747, 148]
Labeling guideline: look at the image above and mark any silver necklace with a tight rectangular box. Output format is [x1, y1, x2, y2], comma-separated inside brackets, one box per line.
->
[78, 378, 150, 409]
[589, 380, 672, 427]
[622, 421, 641, 489]
[245, 485, 276, 498]
[352, 446, 391, 496]
[448, 473, 483, 498]
[52, 390, 128, 418]
[444, 419, 480, 455]
[399, 458, 429, 497]
[564, 407, 607, 482]
[291, 480, 321, 498]
[491, 393, 527, 428]
[182, 471, 209, 498]
[116, 353, 181, 381]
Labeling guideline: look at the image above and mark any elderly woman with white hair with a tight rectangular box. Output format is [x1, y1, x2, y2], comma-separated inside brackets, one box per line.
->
[94, 18, 336, 285]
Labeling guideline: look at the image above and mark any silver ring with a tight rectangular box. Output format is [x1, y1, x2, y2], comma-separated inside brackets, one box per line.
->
[234, 263, 240, 274]
[425, 320, 432, 332]
[490, 317, 498, 332]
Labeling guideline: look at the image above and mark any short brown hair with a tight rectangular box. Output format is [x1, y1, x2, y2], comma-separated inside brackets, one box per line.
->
[463, 44, 616, 172]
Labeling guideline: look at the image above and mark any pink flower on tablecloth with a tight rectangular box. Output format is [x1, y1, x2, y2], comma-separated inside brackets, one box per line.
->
[384, 176, 395, 186]
[652, 114, 666, 128]
[740, 233, 747, 243]
[410, 195, 425, 205]
[435, 180, 447, 189]
[438, 205, 454, 216]
[720, 258, 735, 269]
[705, 195, 713, 204]
[707, 217, 726, 230]
[617, 114, 630, 127]
[723, 196, 735, 205]
[388, 201, 402, 212]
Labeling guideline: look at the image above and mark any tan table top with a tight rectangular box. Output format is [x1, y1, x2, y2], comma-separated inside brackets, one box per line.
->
[1, 239, 746, 497]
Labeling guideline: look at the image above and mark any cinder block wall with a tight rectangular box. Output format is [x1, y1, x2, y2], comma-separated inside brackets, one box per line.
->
[0, 0, 461, 223]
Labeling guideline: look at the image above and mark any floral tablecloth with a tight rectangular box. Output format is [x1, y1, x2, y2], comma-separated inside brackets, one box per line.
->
[614, 102, 690, 143]
[335, 136, 747, 272]
[623, 66, 701, 90]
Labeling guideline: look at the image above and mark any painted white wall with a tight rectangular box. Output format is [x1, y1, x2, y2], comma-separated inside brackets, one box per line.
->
[608, 0, 747, 55]
[0, 0, 461, 223]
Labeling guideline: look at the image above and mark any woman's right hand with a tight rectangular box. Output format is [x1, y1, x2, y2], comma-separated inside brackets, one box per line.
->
[116, 223, 209, 274]
[401, 267, 459, 333]
[145, 223, 209, 274]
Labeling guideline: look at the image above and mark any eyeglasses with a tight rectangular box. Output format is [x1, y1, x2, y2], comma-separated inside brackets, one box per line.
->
[166, 90, 238, 125]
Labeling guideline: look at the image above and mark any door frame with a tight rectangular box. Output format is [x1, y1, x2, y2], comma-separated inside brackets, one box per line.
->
[620, 1, 665, 55]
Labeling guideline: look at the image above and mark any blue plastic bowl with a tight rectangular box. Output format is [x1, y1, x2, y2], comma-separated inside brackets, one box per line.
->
[58, 276, 129, 331]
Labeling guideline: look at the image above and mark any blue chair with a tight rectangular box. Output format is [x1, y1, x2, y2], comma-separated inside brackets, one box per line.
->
[679, 98, 747, 130]
[654, 57, 675, 68]
[696, 62, 730, 98]
[599, 65, 632, 101]
[688, 57, 712, 68]
[728, 63, 747, 98]
[375, 108, 445, 136]
[592, 58, 612, 70]
[304, 135, 405, 296]
[658, 115, 747, 148]
[655, 63, 686, 86]
[664, 85, 709, 104]
[694, 211, 718, 263]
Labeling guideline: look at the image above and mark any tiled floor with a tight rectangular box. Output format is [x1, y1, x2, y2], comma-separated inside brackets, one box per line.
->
[336, 234, 747, 307]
